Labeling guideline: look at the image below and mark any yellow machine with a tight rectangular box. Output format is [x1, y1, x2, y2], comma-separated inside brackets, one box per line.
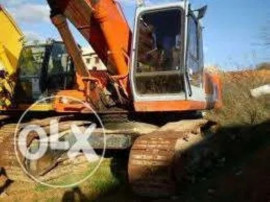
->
[0, 5, 24, 108]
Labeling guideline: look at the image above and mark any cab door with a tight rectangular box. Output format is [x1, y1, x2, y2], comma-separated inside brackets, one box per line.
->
[185, 14, 205, 102]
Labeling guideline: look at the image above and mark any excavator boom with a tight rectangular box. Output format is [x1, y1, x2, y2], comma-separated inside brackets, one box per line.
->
[47, 0, 132, 76]
[0, 5, 24, 75]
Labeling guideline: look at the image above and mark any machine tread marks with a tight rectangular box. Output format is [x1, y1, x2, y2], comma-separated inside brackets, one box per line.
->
[128, 119, 210, 197]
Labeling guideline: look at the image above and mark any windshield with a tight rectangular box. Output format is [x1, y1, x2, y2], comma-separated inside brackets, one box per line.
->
[15, 43, 75, 103]
[48, 43, 69, 75]
[46, 42, 75, 91]
[137, 9, 182, 72]
[18, 46, 46, 76]
[135, 8, 184, 95]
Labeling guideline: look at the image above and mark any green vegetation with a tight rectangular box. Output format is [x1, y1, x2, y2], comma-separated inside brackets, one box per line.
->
[31, 159, 123, 201]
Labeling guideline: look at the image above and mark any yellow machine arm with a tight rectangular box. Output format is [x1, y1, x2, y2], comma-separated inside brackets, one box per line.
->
[0, 5, 24, 75]
[0, 5, 24, 108]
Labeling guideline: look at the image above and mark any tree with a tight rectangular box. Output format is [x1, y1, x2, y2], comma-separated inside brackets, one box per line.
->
[257, 62, 270, 70]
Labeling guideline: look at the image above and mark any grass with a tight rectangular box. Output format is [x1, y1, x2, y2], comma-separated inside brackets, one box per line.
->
[207, 69, 270, 126]
[184, 68, 270, 201]
[13, 159, 124, 202]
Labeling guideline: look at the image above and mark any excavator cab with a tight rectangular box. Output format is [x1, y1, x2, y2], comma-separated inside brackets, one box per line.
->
[15, 41, 75, 107]
[131, 2, 208, 111]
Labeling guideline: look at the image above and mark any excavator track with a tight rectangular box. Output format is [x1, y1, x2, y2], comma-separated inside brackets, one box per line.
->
[0, 114, 215, 198]
[128, 119, 212, 197]
[0, 113, 159, 184]
[0, 115, 93, 182]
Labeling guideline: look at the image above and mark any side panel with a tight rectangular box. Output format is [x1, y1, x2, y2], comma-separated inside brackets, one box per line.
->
[134, 100, 206, 112]
[204, 71, 222, 109]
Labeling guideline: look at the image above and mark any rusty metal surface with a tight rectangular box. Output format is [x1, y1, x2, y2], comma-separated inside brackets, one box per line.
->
[0, 114, 158, 182]
[128, 119, 209, 197]
[128, 134, 178, 197]
[0, 115, 94, 182]
[0, 110, 211, 197]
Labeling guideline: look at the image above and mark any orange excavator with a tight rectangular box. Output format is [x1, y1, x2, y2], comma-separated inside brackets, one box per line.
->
[46, 0, 221, 114]
[0, 0, 222, 197]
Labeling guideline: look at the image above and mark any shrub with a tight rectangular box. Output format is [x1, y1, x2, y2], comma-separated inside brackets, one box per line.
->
[207, 69, 270, 126]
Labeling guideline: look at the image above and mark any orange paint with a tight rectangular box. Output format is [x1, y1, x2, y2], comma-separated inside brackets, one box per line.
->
[89, 0, 131, 76]
[54, 90, 87, 112]
[204, 72, 223, 109]
[134, 100, 206, 112]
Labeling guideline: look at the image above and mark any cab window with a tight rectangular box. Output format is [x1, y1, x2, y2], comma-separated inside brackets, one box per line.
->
[46, 43, 75, 91]
[188, 16, 199, 60]
[134, 9, 185, 95]
[187, 16, 203, 87]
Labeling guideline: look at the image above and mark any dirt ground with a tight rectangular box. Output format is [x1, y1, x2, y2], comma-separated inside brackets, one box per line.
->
[1, 146, 269, 202]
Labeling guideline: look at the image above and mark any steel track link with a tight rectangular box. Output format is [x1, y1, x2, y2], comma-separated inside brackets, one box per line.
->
[128, 119, 208, 198]
[0, 115, 91, 182]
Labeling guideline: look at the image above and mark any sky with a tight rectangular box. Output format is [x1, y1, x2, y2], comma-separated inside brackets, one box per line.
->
[0, 0, 269, 70]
